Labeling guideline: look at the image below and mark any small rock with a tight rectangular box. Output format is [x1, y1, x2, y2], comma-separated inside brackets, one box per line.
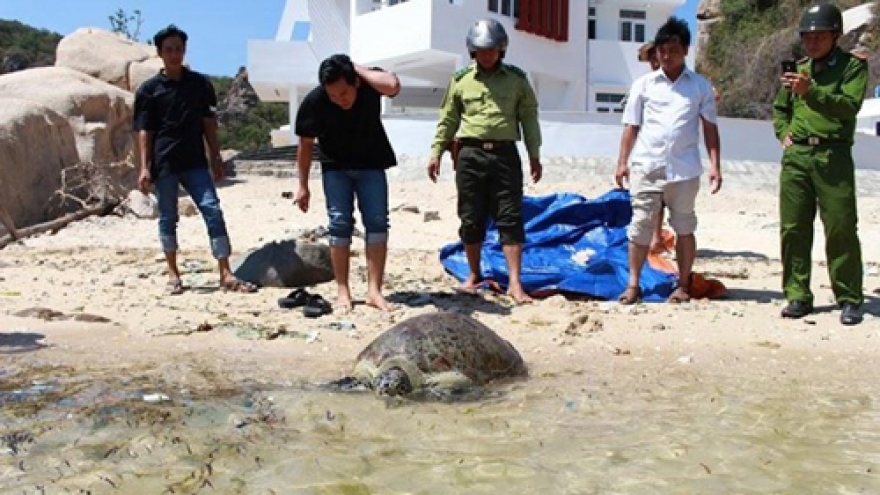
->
[70, 313, 111, 323]
[328, 321, 357, 332]
[677, 355, 694, 364]
[142, 393, 170, 403]
[392, 203, 420, 214]
[178, 200, 198, 217]
[423, 211, 441, 222]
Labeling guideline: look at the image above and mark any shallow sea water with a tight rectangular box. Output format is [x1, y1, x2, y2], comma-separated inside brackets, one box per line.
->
[1, 365, 879, 494]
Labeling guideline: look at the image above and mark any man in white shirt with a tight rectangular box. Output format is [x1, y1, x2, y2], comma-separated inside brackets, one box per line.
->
[614, 17, 722, 304]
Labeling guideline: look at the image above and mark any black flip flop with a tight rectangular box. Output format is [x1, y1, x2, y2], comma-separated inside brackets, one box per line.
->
[303, 294, 333, 318]
[278, 288, 311, 309]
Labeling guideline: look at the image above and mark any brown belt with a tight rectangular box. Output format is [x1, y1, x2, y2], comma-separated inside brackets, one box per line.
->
[457, 139, 515, 151]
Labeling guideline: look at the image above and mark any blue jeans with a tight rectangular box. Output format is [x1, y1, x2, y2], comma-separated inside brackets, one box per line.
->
[322, 169, 389, 247]
[154, 167, 231, 259]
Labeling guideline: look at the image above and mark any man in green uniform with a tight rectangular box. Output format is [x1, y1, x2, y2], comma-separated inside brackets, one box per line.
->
[427, 18, 542, 304]
[772, 2, 868, 325]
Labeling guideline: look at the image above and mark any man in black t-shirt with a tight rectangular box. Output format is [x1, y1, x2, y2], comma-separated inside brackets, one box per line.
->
[133, 25, 256, 295]
[294, 54, 400, 313]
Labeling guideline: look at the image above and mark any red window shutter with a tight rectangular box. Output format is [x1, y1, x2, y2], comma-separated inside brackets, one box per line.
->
[517, 0, 531, 31]
[542, 0, 552, 36]
[558, 0, 569, 41]
[532, 0, 542, 36]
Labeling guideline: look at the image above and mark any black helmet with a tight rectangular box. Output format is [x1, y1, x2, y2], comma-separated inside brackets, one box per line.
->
[466, 19, 509, 53]
[799, 2, 843, 33]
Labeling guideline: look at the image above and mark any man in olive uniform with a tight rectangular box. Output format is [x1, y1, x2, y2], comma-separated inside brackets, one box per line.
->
[772, 2, 868, 325]
[426, 18, 542, 304]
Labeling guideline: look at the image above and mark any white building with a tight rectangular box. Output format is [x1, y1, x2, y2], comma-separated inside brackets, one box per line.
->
[248, 0, 686, 144]
[857, 98, 880, 137]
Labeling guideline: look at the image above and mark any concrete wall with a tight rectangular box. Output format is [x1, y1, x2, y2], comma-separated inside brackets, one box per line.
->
[379, 111, 880, 170]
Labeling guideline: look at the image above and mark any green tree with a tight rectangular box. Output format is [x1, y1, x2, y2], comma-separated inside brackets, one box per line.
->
[108, 8, 143, 41]
[0, 20, 62, 72]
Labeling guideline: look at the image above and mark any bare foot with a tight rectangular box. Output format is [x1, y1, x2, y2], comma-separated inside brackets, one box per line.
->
[336, 287, 353, 314]
[455, 275, 484, 295]
[506, 285, 533, 305]
[366, 292, 396, 312]
[335, 300, 353, 314]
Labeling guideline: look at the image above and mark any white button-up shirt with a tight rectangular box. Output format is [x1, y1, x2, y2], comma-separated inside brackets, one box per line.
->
[622, 67, 717, 182]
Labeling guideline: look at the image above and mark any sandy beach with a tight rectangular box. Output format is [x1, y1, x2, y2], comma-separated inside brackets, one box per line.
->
[4, 162, 880, 379]
[3, 163, 880, 492]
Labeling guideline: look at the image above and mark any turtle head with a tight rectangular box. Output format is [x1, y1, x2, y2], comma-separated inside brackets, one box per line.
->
[374, 367, 413, 397]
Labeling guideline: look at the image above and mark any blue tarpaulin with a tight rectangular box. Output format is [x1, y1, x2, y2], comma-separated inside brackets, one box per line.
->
[439, 189, 677, 302]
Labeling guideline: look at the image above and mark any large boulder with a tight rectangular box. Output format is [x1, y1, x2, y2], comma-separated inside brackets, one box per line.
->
[217, 67, 260, 125]
[0, 98, 80, 227]
[696, 0, 723, 68]
[232, 240, 334, 288]
[55, 27, 160, 91]
[0, 66, 134, 164]
[128, 57, 165, 93]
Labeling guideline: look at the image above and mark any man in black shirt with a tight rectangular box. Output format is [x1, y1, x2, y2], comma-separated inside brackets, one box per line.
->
[294, 54, 400, 313]
[133, 25, 256, 295]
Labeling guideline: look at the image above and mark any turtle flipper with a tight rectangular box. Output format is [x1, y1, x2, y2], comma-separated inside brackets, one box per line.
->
[322, 376, 371, 392]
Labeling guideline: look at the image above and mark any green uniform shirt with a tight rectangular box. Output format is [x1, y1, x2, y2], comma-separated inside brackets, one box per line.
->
[772, 47, 868, 144]
[430, 62, 541, 160]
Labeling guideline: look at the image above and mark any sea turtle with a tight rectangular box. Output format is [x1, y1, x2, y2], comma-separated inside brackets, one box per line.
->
[332, 312, 527, 398]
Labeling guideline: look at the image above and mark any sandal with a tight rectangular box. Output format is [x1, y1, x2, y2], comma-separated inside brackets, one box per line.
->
[220, 278, 258, 293]
[278, 288, 311, 309]
[617, 285, 641, 305]
[303, 294, 333, 318]
[165, 279, 185, 296]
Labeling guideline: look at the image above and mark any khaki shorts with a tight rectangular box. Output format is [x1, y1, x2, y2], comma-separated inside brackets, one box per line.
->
[628, 165, 700, 246]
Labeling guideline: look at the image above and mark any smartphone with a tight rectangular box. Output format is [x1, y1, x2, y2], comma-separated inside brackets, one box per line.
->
[781, 60, 797, 74]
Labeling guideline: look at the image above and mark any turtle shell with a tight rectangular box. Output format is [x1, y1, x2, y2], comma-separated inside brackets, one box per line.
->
[354, 312, 527, 388]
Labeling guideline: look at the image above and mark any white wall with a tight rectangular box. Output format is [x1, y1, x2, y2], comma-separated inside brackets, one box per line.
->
[348, 0, 588, 110]
[308, 0, 351, 60]
[247, 39, 318, 102]
[377, 112, 880, 169]
[857, 98, 880, 136]
[590, 0, 683, 43]
[251, 0, 693, 113]
[350, 0, 435, 63]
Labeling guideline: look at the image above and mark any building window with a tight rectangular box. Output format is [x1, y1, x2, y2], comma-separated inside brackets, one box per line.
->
[619, 9, 646, 43]
[588, 7, 595, 40]
[489, 0, 520, 18]
[620, 9, 646, 19]
[596, 93, 625, 104]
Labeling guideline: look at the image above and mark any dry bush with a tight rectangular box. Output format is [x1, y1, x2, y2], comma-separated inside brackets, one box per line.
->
[51, 156, 138, 214]
[702, 0, 878, 118]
